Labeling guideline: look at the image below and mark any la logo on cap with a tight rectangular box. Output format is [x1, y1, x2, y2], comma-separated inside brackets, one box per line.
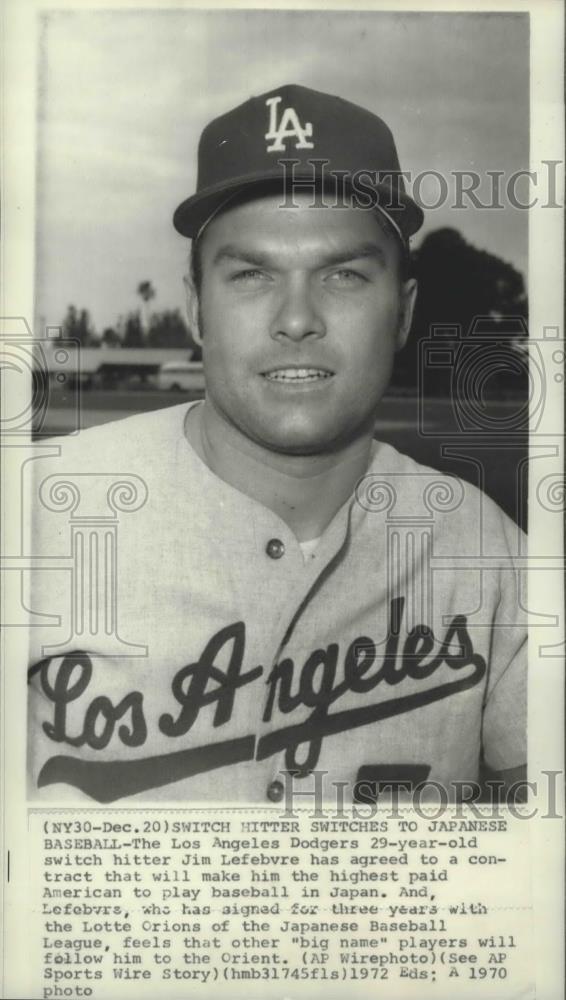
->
[264, 95, 314, 153]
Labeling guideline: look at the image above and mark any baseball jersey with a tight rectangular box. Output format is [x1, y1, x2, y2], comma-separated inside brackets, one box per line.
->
[26, 402, 526, 803]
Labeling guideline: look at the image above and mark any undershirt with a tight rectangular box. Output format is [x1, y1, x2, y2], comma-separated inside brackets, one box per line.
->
[298, 536, 321, 561]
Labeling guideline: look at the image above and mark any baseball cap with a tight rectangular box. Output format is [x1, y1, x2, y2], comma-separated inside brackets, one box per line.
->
[173, 83, 424, 244]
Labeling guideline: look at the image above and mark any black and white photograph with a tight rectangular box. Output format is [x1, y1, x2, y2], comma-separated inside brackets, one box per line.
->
[25, 7, 534, 803]
[1, 1, 564, 998]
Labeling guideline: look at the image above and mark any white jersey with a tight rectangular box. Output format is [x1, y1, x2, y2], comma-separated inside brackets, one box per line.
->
[27, 403, 526, 803]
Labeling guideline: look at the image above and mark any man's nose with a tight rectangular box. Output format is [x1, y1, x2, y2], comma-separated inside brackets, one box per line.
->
[269, 276, 326, 343]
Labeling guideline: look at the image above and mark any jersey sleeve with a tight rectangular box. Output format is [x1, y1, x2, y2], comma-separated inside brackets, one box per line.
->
[481, 514, 527, 772]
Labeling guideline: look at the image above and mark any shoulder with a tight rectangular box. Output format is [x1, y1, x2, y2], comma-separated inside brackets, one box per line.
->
[30, 404, 198, 535]
[32, 403, 191, 474]
[364, 440, 523, 555]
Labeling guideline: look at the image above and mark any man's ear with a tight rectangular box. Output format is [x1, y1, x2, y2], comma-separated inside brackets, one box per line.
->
[183, 270, 203, 346]
[395, 278, 418, 352]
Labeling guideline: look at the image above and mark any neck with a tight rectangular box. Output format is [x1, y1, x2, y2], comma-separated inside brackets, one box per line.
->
[185, 400, 374, 542]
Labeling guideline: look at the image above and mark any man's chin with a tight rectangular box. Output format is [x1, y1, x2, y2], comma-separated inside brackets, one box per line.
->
[249, 421, 356, 457]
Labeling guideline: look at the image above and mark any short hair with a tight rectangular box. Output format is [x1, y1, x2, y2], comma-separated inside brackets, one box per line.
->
[189, 238, 203, 294]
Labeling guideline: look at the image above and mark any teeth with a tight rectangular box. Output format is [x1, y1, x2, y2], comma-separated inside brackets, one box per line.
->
[263, 368, 332, 382]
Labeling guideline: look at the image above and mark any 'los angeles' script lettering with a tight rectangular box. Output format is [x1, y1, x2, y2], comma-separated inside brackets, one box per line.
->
[31, 597, 486, 800]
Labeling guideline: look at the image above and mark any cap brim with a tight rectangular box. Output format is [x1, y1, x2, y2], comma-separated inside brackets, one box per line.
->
[173, 169, 424, 241]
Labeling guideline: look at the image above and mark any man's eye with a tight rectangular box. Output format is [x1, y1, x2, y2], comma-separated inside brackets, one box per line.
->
[326, 268, 367, 285]
[230, 268, 269, 283]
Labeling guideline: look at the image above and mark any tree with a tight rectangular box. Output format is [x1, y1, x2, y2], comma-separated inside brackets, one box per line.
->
[147, 309, 192, 349]
[62, 304, 95, 346]
[101, 327, 121, 348]
[392, 228, 528, 395]
[137, 280, 156, 337]
[122, 312, 144, 348]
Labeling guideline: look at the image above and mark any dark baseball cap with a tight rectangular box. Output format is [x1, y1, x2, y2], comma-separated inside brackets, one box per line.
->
[173, 83, 424, 244]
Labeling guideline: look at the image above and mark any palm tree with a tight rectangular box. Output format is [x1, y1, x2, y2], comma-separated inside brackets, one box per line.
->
[137, 281, 156, 340]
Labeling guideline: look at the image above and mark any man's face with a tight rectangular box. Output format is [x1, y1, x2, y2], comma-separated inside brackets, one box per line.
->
[188, 193, 416, 455]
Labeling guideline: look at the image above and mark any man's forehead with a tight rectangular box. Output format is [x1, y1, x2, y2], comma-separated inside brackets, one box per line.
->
[199, 193, 401, 257]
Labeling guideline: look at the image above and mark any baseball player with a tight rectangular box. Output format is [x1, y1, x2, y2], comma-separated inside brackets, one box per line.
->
[27, 85, 526, 804]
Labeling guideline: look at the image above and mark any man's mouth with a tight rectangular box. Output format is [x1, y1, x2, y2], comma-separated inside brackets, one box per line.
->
[261, 367, 334, 383]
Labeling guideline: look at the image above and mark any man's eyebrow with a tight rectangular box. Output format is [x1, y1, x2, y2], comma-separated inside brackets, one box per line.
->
[213, 246, 274, 268]
[322, 242, 387, 266]
[212, 241, 387, 268]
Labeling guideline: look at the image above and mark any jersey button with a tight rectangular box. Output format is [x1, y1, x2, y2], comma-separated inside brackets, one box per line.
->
[266, 779, 285, 802]
[266, 538, 285, 559]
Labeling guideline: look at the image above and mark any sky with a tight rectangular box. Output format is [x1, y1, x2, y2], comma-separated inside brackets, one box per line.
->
[34, 9, 530, 335]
